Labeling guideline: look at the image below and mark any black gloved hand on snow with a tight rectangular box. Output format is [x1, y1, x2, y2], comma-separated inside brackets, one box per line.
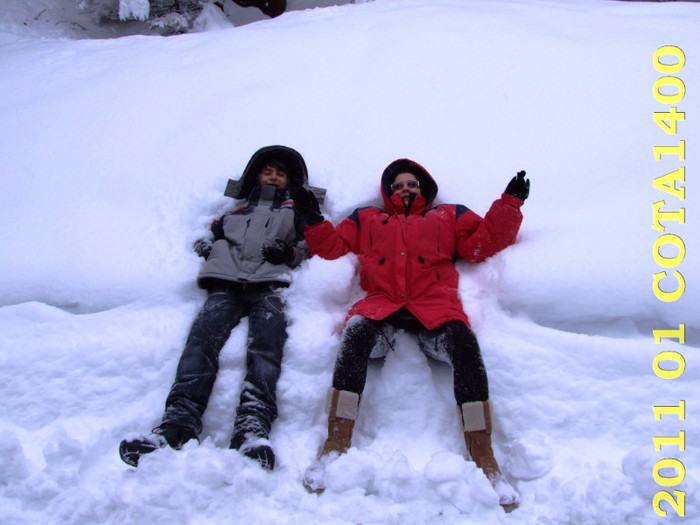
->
[193, 239, 213, 259]
[505, 170, 530, 201]
[262, 239, 295, 265]
[290, 187, 324, 226]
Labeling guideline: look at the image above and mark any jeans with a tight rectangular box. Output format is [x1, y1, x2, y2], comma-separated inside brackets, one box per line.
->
[160, 283, 287, 442]
[332, 311, 489, 405]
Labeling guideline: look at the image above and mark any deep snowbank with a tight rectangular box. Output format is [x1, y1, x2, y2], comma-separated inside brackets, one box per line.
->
[0, 1, 698, 524]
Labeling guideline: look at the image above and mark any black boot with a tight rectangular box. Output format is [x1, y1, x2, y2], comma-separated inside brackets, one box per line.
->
[230, 433, 275, 470]
[119, 424, 197, 467]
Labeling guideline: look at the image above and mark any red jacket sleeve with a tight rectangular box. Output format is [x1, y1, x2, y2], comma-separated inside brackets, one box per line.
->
[456, 193, 524, 263]
[304, 214, 361, 260]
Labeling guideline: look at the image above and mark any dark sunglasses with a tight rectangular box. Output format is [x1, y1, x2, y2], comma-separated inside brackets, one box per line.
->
[390, 180, 420, 191]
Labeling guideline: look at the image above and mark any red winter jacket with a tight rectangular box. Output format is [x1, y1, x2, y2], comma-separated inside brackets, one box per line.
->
[304, 159, 524, 329]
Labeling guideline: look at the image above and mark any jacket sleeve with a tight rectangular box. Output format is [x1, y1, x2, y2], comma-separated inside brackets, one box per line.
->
[288, 209, 310, 267]
[288, 240, 310, 267]
[304, 211, 362, 260]
[456, 193, 524, 263]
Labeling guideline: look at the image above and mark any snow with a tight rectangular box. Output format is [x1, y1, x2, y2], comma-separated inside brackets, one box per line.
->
[0, 0, 698, 523]
[117, 0, 149, 21]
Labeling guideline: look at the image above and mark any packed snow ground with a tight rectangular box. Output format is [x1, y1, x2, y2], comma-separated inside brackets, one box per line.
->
[1, 1, 699, 524]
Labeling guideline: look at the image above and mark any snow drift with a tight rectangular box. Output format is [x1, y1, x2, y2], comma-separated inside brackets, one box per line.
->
[0, 1, 698, 524]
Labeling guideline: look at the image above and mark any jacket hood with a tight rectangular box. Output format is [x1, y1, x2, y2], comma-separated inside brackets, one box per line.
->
[380, 158, 438, 210]
[233, 145, 309, 200]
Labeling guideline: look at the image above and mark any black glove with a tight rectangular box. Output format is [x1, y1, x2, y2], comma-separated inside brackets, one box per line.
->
[505, 170, 530, 201]
[290, 187, 324, 226]
[262, 239, 295, 265]
[193, 239, 213, 259]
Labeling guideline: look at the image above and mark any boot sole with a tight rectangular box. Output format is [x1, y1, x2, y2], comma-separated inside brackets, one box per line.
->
[501, 502, 519, 513]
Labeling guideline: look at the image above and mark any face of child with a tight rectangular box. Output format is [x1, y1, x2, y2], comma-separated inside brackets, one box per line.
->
[391, 172, 421, 206]
[259, 164, 289, 189]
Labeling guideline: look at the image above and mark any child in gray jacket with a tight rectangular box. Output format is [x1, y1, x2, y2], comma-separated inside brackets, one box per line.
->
[119, 145, 310, 470]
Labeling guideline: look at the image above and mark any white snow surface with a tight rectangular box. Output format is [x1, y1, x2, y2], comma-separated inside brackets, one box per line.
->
[1, 1, 699, 524]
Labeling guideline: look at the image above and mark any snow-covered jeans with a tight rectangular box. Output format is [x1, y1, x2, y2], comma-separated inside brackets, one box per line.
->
[332, 312, 489, 405]
[160, 283, 287, 442]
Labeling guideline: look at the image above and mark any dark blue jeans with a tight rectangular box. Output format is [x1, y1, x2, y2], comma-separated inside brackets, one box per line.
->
[160, 283, 287, 443]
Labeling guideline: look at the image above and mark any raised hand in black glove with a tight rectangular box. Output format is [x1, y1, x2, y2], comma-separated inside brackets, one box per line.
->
[262, 239, 295, 265]
[290, 186, 324, 226]
[193, 239, 213, 259]
[505, 170, 530, 201]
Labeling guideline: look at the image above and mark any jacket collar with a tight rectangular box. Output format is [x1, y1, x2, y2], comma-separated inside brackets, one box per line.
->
[247, 184, 288, 208]
[389, 192, 428, 216]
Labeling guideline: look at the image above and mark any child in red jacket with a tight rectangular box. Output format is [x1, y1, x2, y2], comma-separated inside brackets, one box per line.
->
[292, 159, 529, 511]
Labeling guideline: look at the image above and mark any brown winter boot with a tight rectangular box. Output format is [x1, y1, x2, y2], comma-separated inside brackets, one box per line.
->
[319, 388, 360, 456]
[459, 400, 501, 480]
[303, 388, 361, 493]
[459, 400, 520, 511]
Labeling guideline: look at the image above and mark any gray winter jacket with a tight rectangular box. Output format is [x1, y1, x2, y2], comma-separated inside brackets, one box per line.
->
[197, 184, 309, 289]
